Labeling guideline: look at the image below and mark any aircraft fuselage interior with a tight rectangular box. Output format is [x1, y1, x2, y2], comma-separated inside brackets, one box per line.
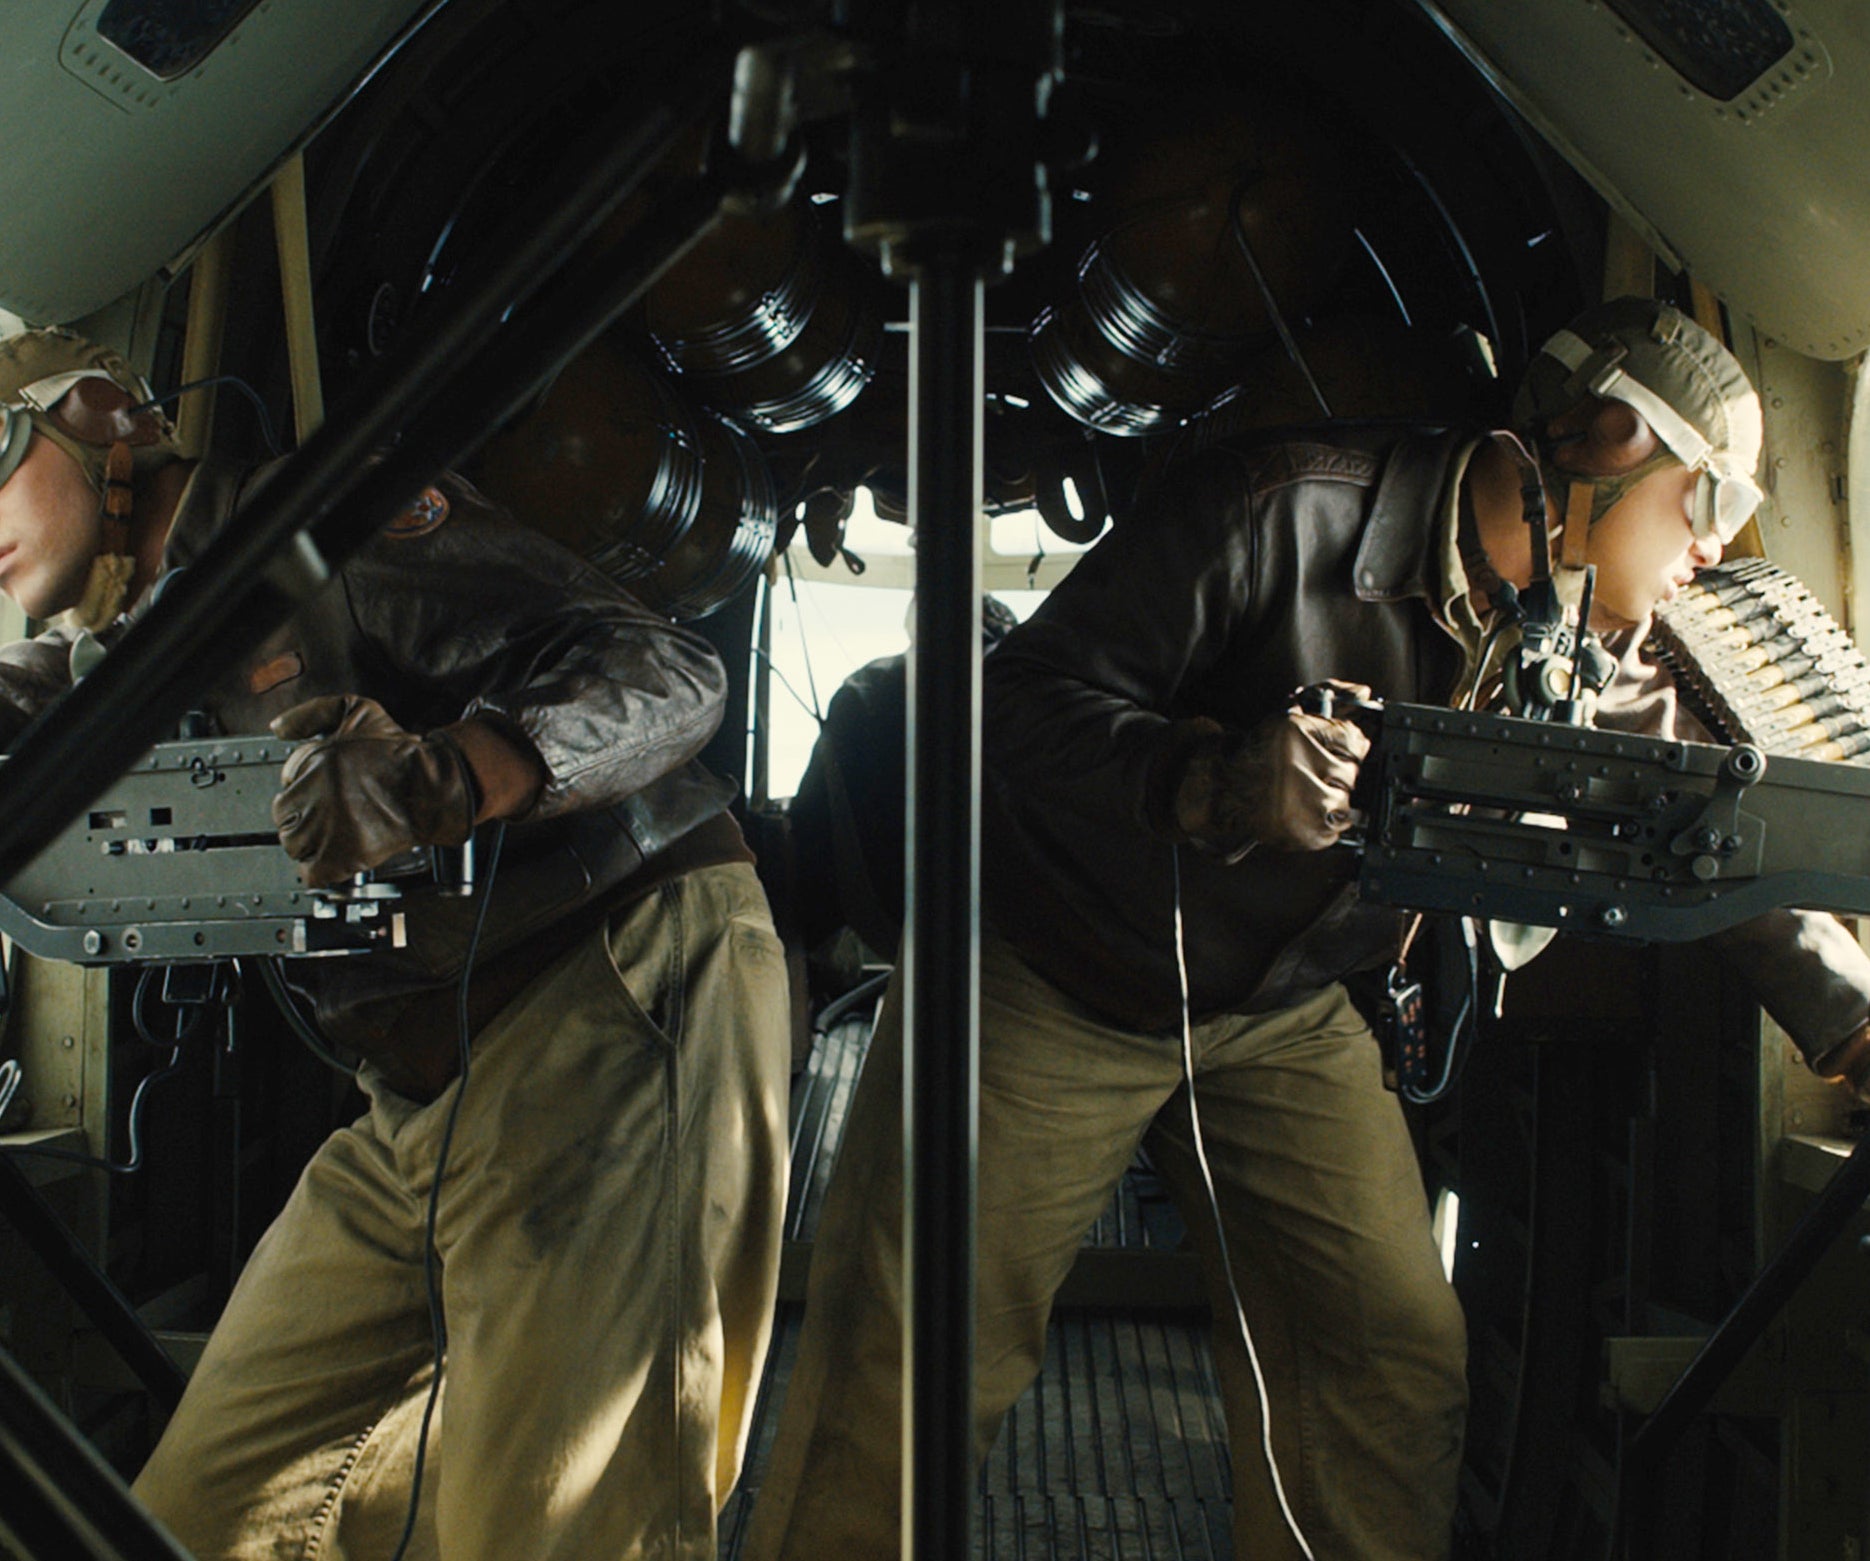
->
[3, 1, 1870, 1557]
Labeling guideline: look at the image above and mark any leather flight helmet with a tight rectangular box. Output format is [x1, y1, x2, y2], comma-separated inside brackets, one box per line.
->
[0, 328, 179, 494]
[1512, 296, 1764, 544]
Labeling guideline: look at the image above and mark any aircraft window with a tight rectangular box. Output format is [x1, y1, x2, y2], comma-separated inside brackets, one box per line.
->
[814, 488, 1108, 565]
[1604, 0, 1794, 101]
[95, 0, 264, 81]
[841, 495, 912, 557]
[758, 574, 1045, 800]
[762, 578, 912, 800]
[758, 489, 1080, 799]
[989, 506, 1109, 560]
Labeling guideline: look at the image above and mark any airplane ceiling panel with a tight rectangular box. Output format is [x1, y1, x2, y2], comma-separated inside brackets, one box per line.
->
[0, 0, 437, 325]
[1418, 0, 1870, 359]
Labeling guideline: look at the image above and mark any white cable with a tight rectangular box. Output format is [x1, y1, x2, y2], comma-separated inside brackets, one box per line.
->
[1170, 844, 1317, 1560]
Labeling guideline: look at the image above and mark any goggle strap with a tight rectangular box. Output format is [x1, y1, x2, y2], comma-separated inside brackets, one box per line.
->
[101, 440, 134, 525]
[1541, 328, 1714, 471]
[1560, 477, 1594, 569]
[1541, 329, 1765, 545]
[16, 368, 139, 415]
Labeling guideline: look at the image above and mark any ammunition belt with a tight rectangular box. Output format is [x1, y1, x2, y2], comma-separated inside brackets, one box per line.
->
[1648, 557, 1870, 763]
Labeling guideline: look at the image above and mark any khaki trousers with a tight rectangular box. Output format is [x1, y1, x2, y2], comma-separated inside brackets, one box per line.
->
[745, 929, 1466, 1561]
[134, 862, 791, 1561]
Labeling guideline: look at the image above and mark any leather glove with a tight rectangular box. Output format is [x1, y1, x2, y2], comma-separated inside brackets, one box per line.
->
[1813, 1017, 1870, 1103]
[1173, 681, 1372, 856]
[271, 695, 477, 887]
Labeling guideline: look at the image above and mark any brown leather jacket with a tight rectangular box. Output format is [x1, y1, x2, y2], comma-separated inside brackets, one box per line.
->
[982, 427, 1870, 1059]
[0, 456, 747, 1077]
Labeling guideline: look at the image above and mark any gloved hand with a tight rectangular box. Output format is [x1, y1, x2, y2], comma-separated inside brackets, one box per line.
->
[1173, 681, 1373, 856]
[271, 695, 477, 887]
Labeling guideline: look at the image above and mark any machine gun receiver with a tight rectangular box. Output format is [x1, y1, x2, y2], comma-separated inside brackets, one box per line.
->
[1359, 702, 1870, 940]
[0, 737, 466, 965]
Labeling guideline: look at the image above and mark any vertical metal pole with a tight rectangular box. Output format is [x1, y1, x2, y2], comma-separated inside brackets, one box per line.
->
[270, 152, 326, 444]
[176, 225, 235, 461]
[903, 246, 984, 1560]
[750, 565, 777, 810]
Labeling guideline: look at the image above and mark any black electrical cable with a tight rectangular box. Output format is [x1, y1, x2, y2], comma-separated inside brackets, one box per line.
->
[389, 819, 506, 1561]
[812, 967, 892, 1039]
[780, 551, 825, 724]
[1399, 920, 1482, 1106]
[1, 968, 201, 1176]
[250, 957, 362, 1079]
[750, 642, 827, 730]
[130, 375, 284, 458]
[1463, 617, 1512, 712]
[130, 965, 221, 1050]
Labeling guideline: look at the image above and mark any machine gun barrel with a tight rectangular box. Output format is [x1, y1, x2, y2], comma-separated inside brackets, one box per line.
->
[1358, 701, 1870, 940]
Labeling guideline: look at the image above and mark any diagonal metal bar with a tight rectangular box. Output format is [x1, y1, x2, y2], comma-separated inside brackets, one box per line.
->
[0, 1153, 188, 1414]
[0, 49, 739, 884]
[1613, 1129, 1870, 1557]
[0, 1342, 195, 1561]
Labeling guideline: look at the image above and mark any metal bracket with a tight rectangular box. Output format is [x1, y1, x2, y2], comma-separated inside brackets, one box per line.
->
[1668, 741, 1765, 879]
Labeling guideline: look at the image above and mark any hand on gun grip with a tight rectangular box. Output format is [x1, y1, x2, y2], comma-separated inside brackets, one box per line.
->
[1174, 681, 1373, 856]
[270, 695, 476, 887]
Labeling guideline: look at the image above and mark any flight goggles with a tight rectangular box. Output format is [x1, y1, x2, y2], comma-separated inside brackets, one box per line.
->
[1540, 329, 1763, 543]
[0, 404, 30, 490]
[0, 370, 140, 492]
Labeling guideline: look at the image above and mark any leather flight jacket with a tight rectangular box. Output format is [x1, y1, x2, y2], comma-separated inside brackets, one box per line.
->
[981, 427, 1870, 1060]
[0, 455, 744, 1082]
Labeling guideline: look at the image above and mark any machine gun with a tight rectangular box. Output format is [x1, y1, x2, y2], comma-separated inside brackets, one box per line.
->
[0, 734, 467, 966]
[1347, 648, 1870, 1552]
[1356, 701, 1870, 938]
[1354, 550, 1870, 936]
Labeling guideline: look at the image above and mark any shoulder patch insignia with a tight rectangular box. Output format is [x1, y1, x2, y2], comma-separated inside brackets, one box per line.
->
[387, 486, 451, 538]
[1244, 443, 1380, 496]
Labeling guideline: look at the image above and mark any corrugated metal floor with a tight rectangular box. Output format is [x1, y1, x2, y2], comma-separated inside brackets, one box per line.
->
[721, 987, 1235, 1559]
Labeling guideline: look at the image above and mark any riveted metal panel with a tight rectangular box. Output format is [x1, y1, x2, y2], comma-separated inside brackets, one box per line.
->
[0, 0, 437, 323]
[1420, 0, 1870, 359]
